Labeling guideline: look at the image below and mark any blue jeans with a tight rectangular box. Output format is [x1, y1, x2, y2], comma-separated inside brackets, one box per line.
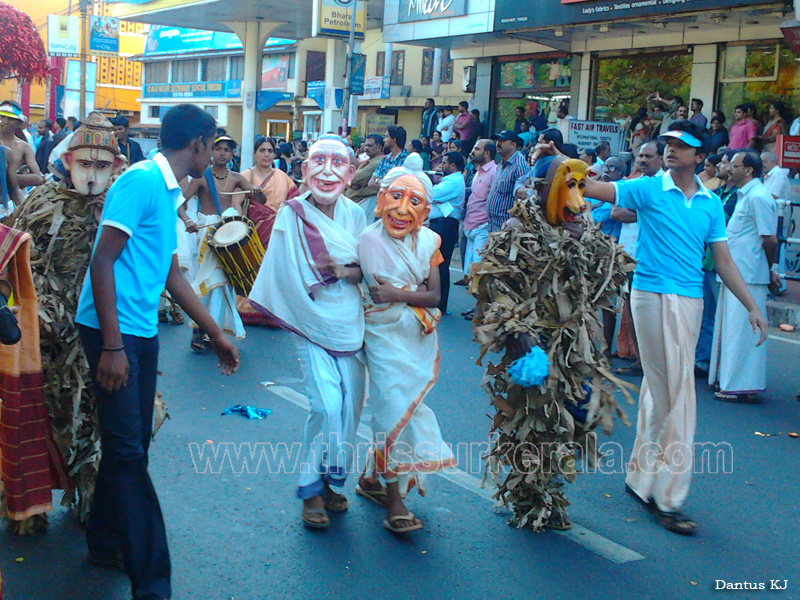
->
[695, 270, 717, 368]
[79, 325, 171, 600]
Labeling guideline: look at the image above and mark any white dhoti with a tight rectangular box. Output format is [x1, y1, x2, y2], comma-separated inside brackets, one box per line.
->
[295, 338, 366, 498]
[249, 193, 369, 497]
[359, 222, 457, 497]
[708, 283, 768, 394]
[191, 209, 245, 339]
[626, 290, 703, 513]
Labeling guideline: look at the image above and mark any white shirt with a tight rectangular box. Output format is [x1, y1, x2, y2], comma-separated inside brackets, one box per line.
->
[725, 178, 777, 285]
[762, 165, 790, 200]
[790, 117, 800, 136]
[436, 114, 455, 142]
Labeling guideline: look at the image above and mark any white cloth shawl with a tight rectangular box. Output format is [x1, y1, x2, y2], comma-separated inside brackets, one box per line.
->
[249, 191, 367, 353]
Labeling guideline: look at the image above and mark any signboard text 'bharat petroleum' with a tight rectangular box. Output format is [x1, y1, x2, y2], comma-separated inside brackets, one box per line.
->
[313, 0, 366, 40]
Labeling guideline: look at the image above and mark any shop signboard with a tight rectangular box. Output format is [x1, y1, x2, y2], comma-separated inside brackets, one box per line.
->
[143, 80, 241, 99]
[777, 135, 800, 170]
[308, 80, 326, 109]
[360, 76, 390, 100]
[47, 15, 80, 57]
[350, 53, 366, 95]
[398, 0, 468, 22]
[89, 16, 120, 57]
[366, 113, 396, 135]
[568, 120, 622, 153]
[256, 91, 294, 111]
[495, 0, 771, 30]
[312, 0, 365, 41]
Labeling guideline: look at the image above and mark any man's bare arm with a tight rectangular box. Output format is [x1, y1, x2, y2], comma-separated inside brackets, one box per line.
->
[611, 206, 637, 222]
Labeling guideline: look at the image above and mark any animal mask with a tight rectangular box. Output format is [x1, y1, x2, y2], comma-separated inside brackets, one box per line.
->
[544, 158, 589, 225]
[61, 111, 124, 196]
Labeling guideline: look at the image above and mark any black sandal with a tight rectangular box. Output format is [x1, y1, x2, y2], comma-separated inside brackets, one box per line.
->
[656, 510, 697, 535]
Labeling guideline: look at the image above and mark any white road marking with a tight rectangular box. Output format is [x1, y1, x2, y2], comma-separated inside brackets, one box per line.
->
[264, 384, 645, 564]
[768, 334, 800, 346]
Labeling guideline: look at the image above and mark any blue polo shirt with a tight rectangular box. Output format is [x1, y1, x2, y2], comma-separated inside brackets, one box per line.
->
[613, 171, 727, 298]
[77, 153, 180, 338]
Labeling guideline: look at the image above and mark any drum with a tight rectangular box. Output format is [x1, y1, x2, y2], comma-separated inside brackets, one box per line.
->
[208, 215, 265, 297]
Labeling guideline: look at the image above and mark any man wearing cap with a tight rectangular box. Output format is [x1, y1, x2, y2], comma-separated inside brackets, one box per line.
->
[486, 130, 528, 232]
[571, 120, 768, 535]
[0, 101, 45, 190]
[110, 116, 144, 165]
[180, 134, 254, 352]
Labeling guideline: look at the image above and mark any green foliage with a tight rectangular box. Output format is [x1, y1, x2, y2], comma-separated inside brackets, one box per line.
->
[593, 53, 692, 121]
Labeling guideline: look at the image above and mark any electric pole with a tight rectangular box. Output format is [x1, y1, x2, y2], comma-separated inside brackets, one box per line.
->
[341, 0, 358, 135]
[79, 0, 90, 118]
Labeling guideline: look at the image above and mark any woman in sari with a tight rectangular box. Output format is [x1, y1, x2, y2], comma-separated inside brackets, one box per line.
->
[754, 100, 789, 152]
[237, 137, 299, 324]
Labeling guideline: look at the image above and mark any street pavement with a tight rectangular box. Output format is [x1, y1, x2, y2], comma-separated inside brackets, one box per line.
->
[3, 275, 800, 600]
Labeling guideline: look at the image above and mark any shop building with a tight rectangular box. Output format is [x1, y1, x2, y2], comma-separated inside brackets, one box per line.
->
[383, 0, 797, 148]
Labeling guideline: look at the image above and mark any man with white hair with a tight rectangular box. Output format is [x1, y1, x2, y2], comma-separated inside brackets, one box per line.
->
[760, 151, 790, 201]
[249, 135, 367, 530]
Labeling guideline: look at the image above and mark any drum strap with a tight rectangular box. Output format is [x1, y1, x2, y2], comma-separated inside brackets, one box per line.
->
[204, 167, 223, 216]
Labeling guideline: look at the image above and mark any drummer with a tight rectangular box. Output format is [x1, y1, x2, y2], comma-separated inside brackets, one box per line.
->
[179, 134, 253, 351]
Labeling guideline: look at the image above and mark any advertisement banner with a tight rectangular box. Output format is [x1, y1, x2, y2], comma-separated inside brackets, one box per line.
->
[312, 0, 365, 40]
[366, 113, 396, 135]
[360, 76, 390, 100]
[495, 0, 771, 30]
[143, 81, 241, 99]
[144, 26, 294, 56]
[567, 120, 622, 153]
[262, 54, 291, 92]
[47, 15, 80, 57]
[350, 53, 366, 95]
[398, 0, 467, 23]
[89, 16, 120, 58]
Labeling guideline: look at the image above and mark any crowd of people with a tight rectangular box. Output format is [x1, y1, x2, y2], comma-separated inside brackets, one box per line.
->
[0, 93, 790, 599]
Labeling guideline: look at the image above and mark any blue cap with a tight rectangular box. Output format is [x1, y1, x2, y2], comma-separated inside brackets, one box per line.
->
[659, 130, 702, 148]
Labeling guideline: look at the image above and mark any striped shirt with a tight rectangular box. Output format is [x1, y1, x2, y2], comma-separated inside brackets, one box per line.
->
[487, 151, 528, 232]
[374, 149, 410, 181]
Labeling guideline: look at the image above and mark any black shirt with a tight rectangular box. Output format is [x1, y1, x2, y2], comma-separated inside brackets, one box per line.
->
[119, 138, 145, 165]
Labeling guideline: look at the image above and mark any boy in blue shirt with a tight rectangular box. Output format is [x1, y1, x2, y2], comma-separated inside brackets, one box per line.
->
[76, 104, 239, 600]
[539, 120, 767, 535]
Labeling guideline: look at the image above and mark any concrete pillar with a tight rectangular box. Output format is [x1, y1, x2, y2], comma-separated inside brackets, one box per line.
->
[323, 38, 347, 133]
[473, 58, 492, 130]
[575, 53, 592, 120]
[384, 42, 393, 82]
[225, 20, 285, 170]
[689, 45, 718, 118]
[241, 21, 260, 169]
[431, 47, 443, 98]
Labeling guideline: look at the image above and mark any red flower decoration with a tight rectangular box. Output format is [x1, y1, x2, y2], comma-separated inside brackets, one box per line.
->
[0, 3, 49, 83]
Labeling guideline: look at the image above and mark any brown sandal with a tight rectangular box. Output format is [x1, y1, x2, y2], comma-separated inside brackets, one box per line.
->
[383, 512, 422, 533]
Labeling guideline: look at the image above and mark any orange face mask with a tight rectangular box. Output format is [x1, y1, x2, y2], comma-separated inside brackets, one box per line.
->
[546, 159, 589, 225]
[377, 174, 430, 239]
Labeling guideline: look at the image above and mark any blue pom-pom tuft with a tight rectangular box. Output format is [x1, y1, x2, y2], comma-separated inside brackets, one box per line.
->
[508, 346, 550, 388]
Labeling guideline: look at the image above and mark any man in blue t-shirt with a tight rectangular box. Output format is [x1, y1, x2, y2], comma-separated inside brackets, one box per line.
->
[76, 104, 239, 600]
[551, 120, 767, 535]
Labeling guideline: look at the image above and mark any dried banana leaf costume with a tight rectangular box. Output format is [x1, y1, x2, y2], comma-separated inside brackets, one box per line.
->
[470, 158, 636, 531]
[6, 112, 124, 522]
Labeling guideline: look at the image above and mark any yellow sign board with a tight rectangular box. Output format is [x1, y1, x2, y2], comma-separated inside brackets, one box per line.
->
[312, 0, 365, 40]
